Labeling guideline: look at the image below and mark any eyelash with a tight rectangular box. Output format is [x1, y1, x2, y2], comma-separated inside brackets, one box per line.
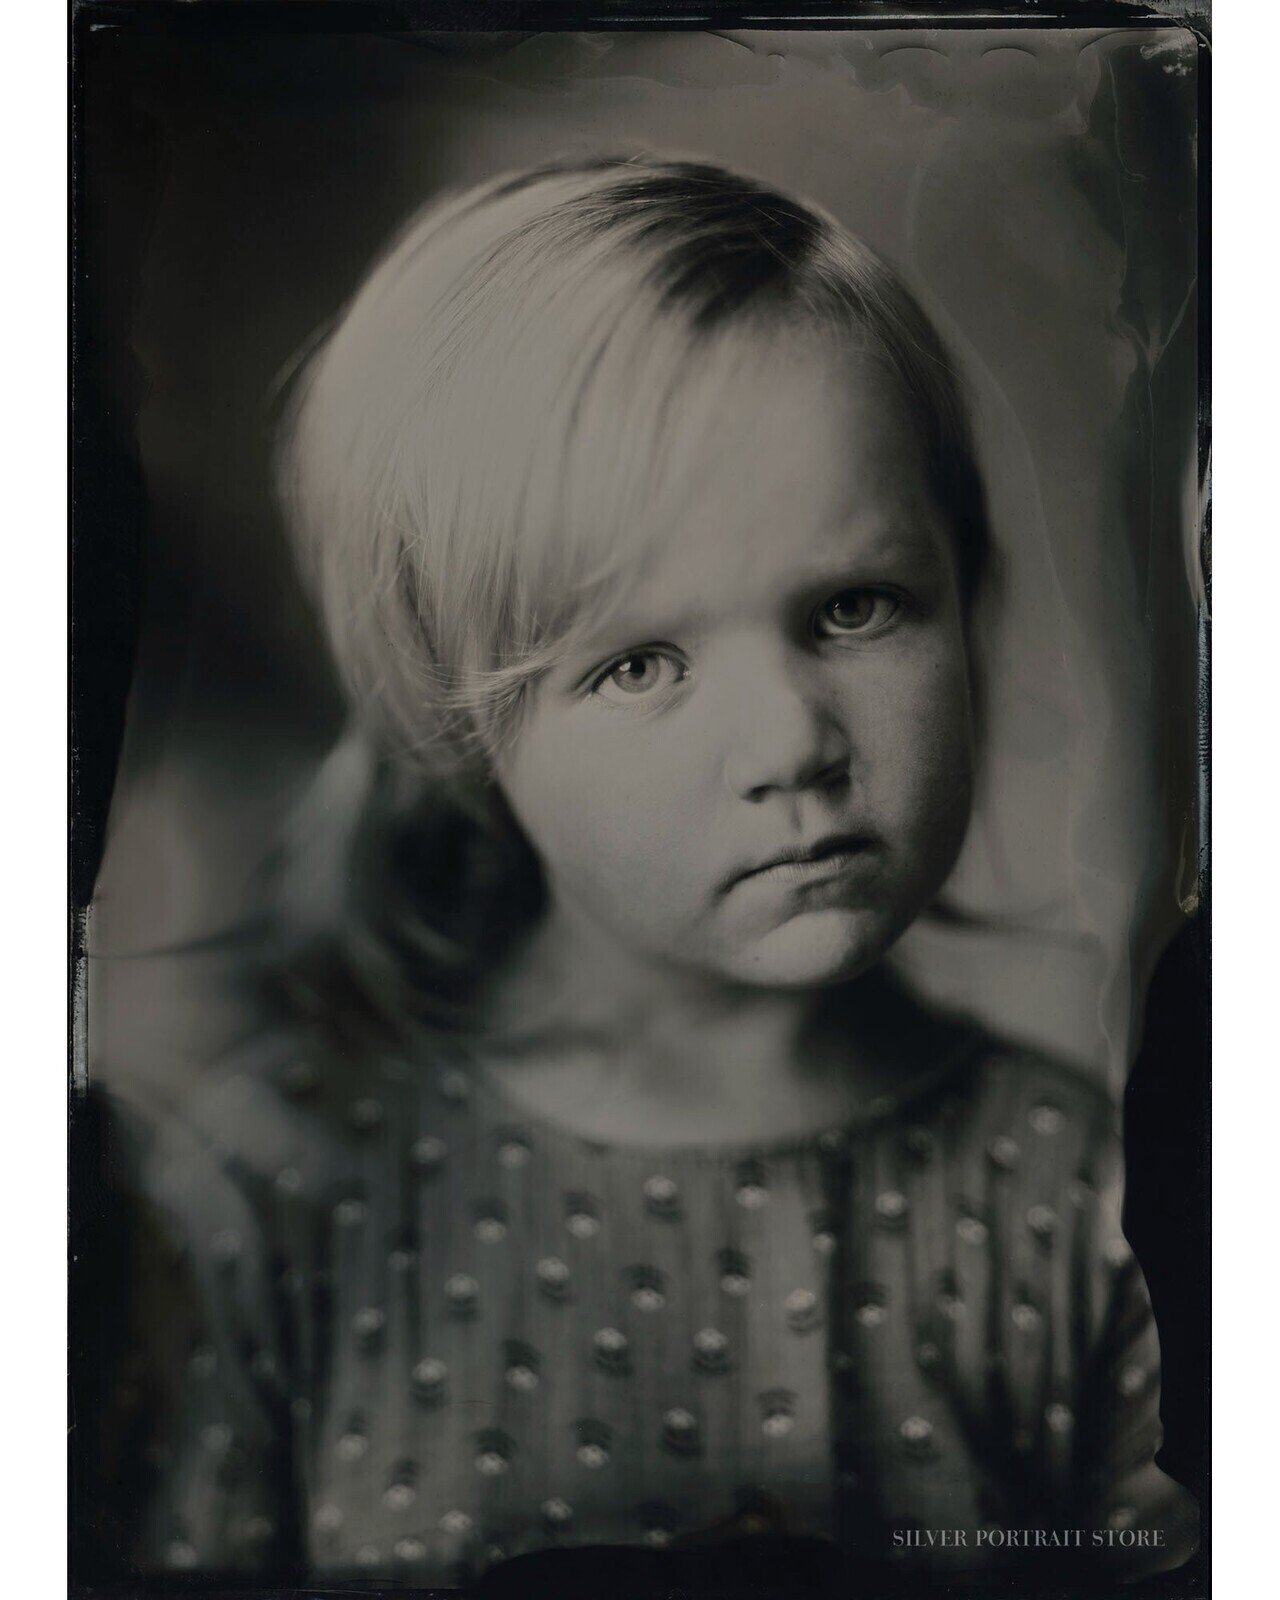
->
[588, 649, 688, 703]
[812, 587, 904, 638]
[585, 588, 906, 704]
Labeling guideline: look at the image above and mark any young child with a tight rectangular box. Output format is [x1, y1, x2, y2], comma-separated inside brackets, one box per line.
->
[102, 157, 1197, 1591]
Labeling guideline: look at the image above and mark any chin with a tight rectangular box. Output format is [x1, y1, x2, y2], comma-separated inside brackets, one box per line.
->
[714, 907, 905, 991]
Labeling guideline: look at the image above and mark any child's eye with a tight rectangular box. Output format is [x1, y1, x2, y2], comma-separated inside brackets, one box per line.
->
[589, 650, 687, 706]
[814, 588, 901, 637]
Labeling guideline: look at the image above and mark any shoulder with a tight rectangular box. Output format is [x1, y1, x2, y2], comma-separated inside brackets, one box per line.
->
[899, 1031, 1127, 1228]
[98, 1024, 356, 1240]
[100, 1014, 471, 1224]
[941, 1033, 1119, 1152]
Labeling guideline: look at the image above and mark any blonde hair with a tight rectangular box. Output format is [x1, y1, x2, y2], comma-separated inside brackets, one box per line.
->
[271, 154, 989, 1029]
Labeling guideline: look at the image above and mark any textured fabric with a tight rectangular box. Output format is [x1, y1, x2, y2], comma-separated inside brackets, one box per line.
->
[103, 1025, 1197, 1587]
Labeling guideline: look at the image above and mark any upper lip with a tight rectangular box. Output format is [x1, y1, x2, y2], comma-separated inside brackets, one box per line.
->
[721, 832, 874, 890]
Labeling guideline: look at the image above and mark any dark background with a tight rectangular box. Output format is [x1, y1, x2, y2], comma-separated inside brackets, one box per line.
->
[70, 6, 1208, 1591]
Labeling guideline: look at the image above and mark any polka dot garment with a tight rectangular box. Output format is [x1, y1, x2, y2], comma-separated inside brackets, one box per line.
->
[104, 1028, 1197, 1586]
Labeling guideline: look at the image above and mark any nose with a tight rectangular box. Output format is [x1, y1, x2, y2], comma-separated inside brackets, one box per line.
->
[720, 651, 851, 803]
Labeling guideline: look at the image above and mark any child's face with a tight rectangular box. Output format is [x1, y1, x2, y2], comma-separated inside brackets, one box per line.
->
[494, 346, 975, 991]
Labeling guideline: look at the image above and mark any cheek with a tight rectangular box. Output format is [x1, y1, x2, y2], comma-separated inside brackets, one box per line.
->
[862, 645, 974, 836]
[497, 713, 707, 904]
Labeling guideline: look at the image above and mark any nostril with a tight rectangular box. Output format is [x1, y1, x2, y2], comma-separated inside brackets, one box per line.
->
[815, 757, 850, 790]
[721, 684, 851, 800]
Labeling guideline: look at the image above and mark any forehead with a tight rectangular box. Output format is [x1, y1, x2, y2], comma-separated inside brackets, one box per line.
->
[590, 343, 949, 627]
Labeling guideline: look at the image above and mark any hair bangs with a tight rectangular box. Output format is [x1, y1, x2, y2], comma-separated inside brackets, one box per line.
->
[278, 155, 988, 785]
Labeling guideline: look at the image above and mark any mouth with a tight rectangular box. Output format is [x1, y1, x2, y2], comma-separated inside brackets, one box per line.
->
[722, 833, 878, 892]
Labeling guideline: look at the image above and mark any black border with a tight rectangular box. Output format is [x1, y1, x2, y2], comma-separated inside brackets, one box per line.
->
[68, 6, 1212, 1599]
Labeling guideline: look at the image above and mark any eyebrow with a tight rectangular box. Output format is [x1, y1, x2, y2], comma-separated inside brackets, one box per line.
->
[562, 526, 949, 666]
[792, 528, 946, 577]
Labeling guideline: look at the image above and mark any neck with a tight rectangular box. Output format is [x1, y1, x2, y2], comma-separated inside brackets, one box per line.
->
[503, 896, 807, 1053]
[470, 896, 956, 1148]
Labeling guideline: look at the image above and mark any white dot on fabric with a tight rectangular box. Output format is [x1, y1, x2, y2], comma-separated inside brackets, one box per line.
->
[905, 1127, 935, 1161]
[757, 1390, 797, 1437]
[1108, 1506, 1136, 1532]
[165, 1542, 198, 1570]
[542, 1498, 573, 1525]
[355, 1544, 381, 1566]
[336, 1432, 368, 1463]
[577, 1442, 610, 1468]
[1011, 1302, 1042, 1333]
[1027, 1204, 1058, 1237]
[1046, 1403, 1074, 1433]
[440, 1510, 472, 1536]
[692, 1327, 731, 1374]
[1105, 1237, 1132, 1268]
[394, 1537, 426, 1562]
[900, 1416, 933, 1444]
[444, 1274, 479, 1309]
[313, 1504, 344, 1533]
[1118, 1364, 1147, 1396]
[497, 1139, 532, 1169]
[411, 1135, 447, 1169]
[348, 1097, 384, 1130]
[210, 1228, 243, 1261]
[189, 1345, 217, 1378]
[383, 1483, 415, 1511]
[380, 1055, 414, 1084]
[280, 1060, 319, 1097]
[1029, 1103, 1066, 1136]
[784, 1287, 822, 1331]
[662, 1407, 702, 1453]
[956, 1216, 987, 1246]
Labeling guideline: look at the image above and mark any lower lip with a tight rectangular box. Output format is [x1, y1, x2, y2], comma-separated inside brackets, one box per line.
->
[737, 845, 875, 889]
